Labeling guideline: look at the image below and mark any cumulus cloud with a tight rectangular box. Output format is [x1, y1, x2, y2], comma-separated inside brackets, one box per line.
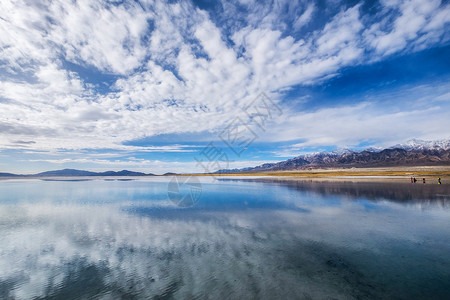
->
[0, 0, 448, 156]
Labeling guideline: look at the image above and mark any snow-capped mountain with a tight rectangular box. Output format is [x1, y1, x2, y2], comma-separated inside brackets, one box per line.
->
[391, 139, 450, 151]
[217, 140, 450, 173]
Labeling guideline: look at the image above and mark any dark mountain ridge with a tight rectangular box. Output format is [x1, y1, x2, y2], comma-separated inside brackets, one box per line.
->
[0, 172, 20, 177]
[0, 169, 154, 177]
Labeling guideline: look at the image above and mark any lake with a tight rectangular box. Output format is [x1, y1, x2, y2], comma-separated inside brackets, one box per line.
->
[0, 177, 449, 299]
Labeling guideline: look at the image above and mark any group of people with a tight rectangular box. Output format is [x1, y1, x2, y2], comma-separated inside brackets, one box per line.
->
[411, 177, 442, 184]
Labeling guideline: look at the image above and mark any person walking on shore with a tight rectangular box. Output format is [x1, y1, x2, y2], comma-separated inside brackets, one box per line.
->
[438, 177, 441, 184]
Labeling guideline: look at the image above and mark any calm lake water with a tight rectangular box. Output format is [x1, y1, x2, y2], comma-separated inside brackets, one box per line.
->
[1, 177, 449, 299]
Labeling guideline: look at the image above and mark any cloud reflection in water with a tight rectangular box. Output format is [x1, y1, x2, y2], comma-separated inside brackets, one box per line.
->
[0, 179, 450, 299]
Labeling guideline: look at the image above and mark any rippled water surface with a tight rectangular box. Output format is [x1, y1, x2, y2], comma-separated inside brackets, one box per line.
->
[1, 177, 450, 299]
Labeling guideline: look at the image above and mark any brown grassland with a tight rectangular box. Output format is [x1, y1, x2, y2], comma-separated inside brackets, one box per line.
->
[178, 166, 450, 184]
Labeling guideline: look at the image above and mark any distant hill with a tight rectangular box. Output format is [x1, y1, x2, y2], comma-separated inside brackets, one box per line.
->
[0, 169, 153, 177]
[0, 172, 20, 177]
[36, 169, 98, 177]
[217, 139, 450, 173]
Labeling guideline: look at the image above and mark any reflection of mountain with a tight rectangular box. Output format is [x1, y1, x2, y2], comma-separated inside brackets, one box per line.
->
[220, 140, 450, 172]
[225, 178, 450, 207]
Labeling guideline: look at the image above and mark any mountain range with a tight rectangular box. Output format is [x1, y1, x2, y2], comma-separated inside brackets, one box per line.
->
[218, 139, 450, 173]
[2, 140, 450, 177]
[0, 169, 153, 177]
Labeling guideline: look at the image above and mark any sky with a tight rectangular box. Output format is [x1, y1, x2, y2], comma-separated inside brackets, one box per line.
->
[0, 0, 449, 174]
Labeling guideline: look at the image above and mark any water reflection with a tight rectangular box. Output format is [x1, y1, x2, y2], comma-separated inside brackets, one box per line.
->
[0, 178, 449, 299]
[225, 178, 450, 207]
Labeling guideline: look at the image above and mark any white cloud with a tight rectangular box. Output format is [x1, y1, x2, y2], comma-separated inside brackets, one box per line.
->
[27, 158, 157, 166]
[293, 3, 315, 30]
[48, 0, 151, 75]
[365, 0, 449, 56]
[315, 5, 363, 55]
[0, 0, 448, 155]
[261, 84, 450, 149]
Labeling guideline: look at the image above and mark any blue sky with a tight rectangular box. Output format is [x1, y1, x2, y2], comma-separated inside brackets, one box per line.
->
[0, 0, 449, 174]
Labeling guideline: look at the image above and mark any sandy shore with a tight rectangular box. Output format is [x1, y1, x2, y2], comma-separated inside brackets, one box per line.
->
[210, 166, 450, 184]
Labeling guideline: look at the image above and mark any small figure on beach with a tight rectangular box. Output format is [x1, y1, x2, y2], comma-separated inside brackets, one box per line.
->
[411, 177, 413, 183]
[413, 177, 417, 183]
[438, 177, 441, 185]
[423, 178, 426, 184]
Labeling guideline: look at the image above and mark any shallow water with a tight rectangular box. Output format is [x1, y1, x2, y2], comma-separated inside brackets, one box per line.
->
[0, 177, 449, 299]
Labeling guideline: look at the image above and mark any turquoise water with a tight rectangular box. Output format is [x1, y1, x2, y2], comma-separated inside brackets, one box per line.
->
[0, 177, 449, 299]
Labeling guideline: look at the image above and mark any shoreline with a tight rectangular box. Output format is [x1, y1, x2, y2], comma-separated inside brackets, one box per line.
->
[1, 166, 449, 184]
[197, 166, 450, 184]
